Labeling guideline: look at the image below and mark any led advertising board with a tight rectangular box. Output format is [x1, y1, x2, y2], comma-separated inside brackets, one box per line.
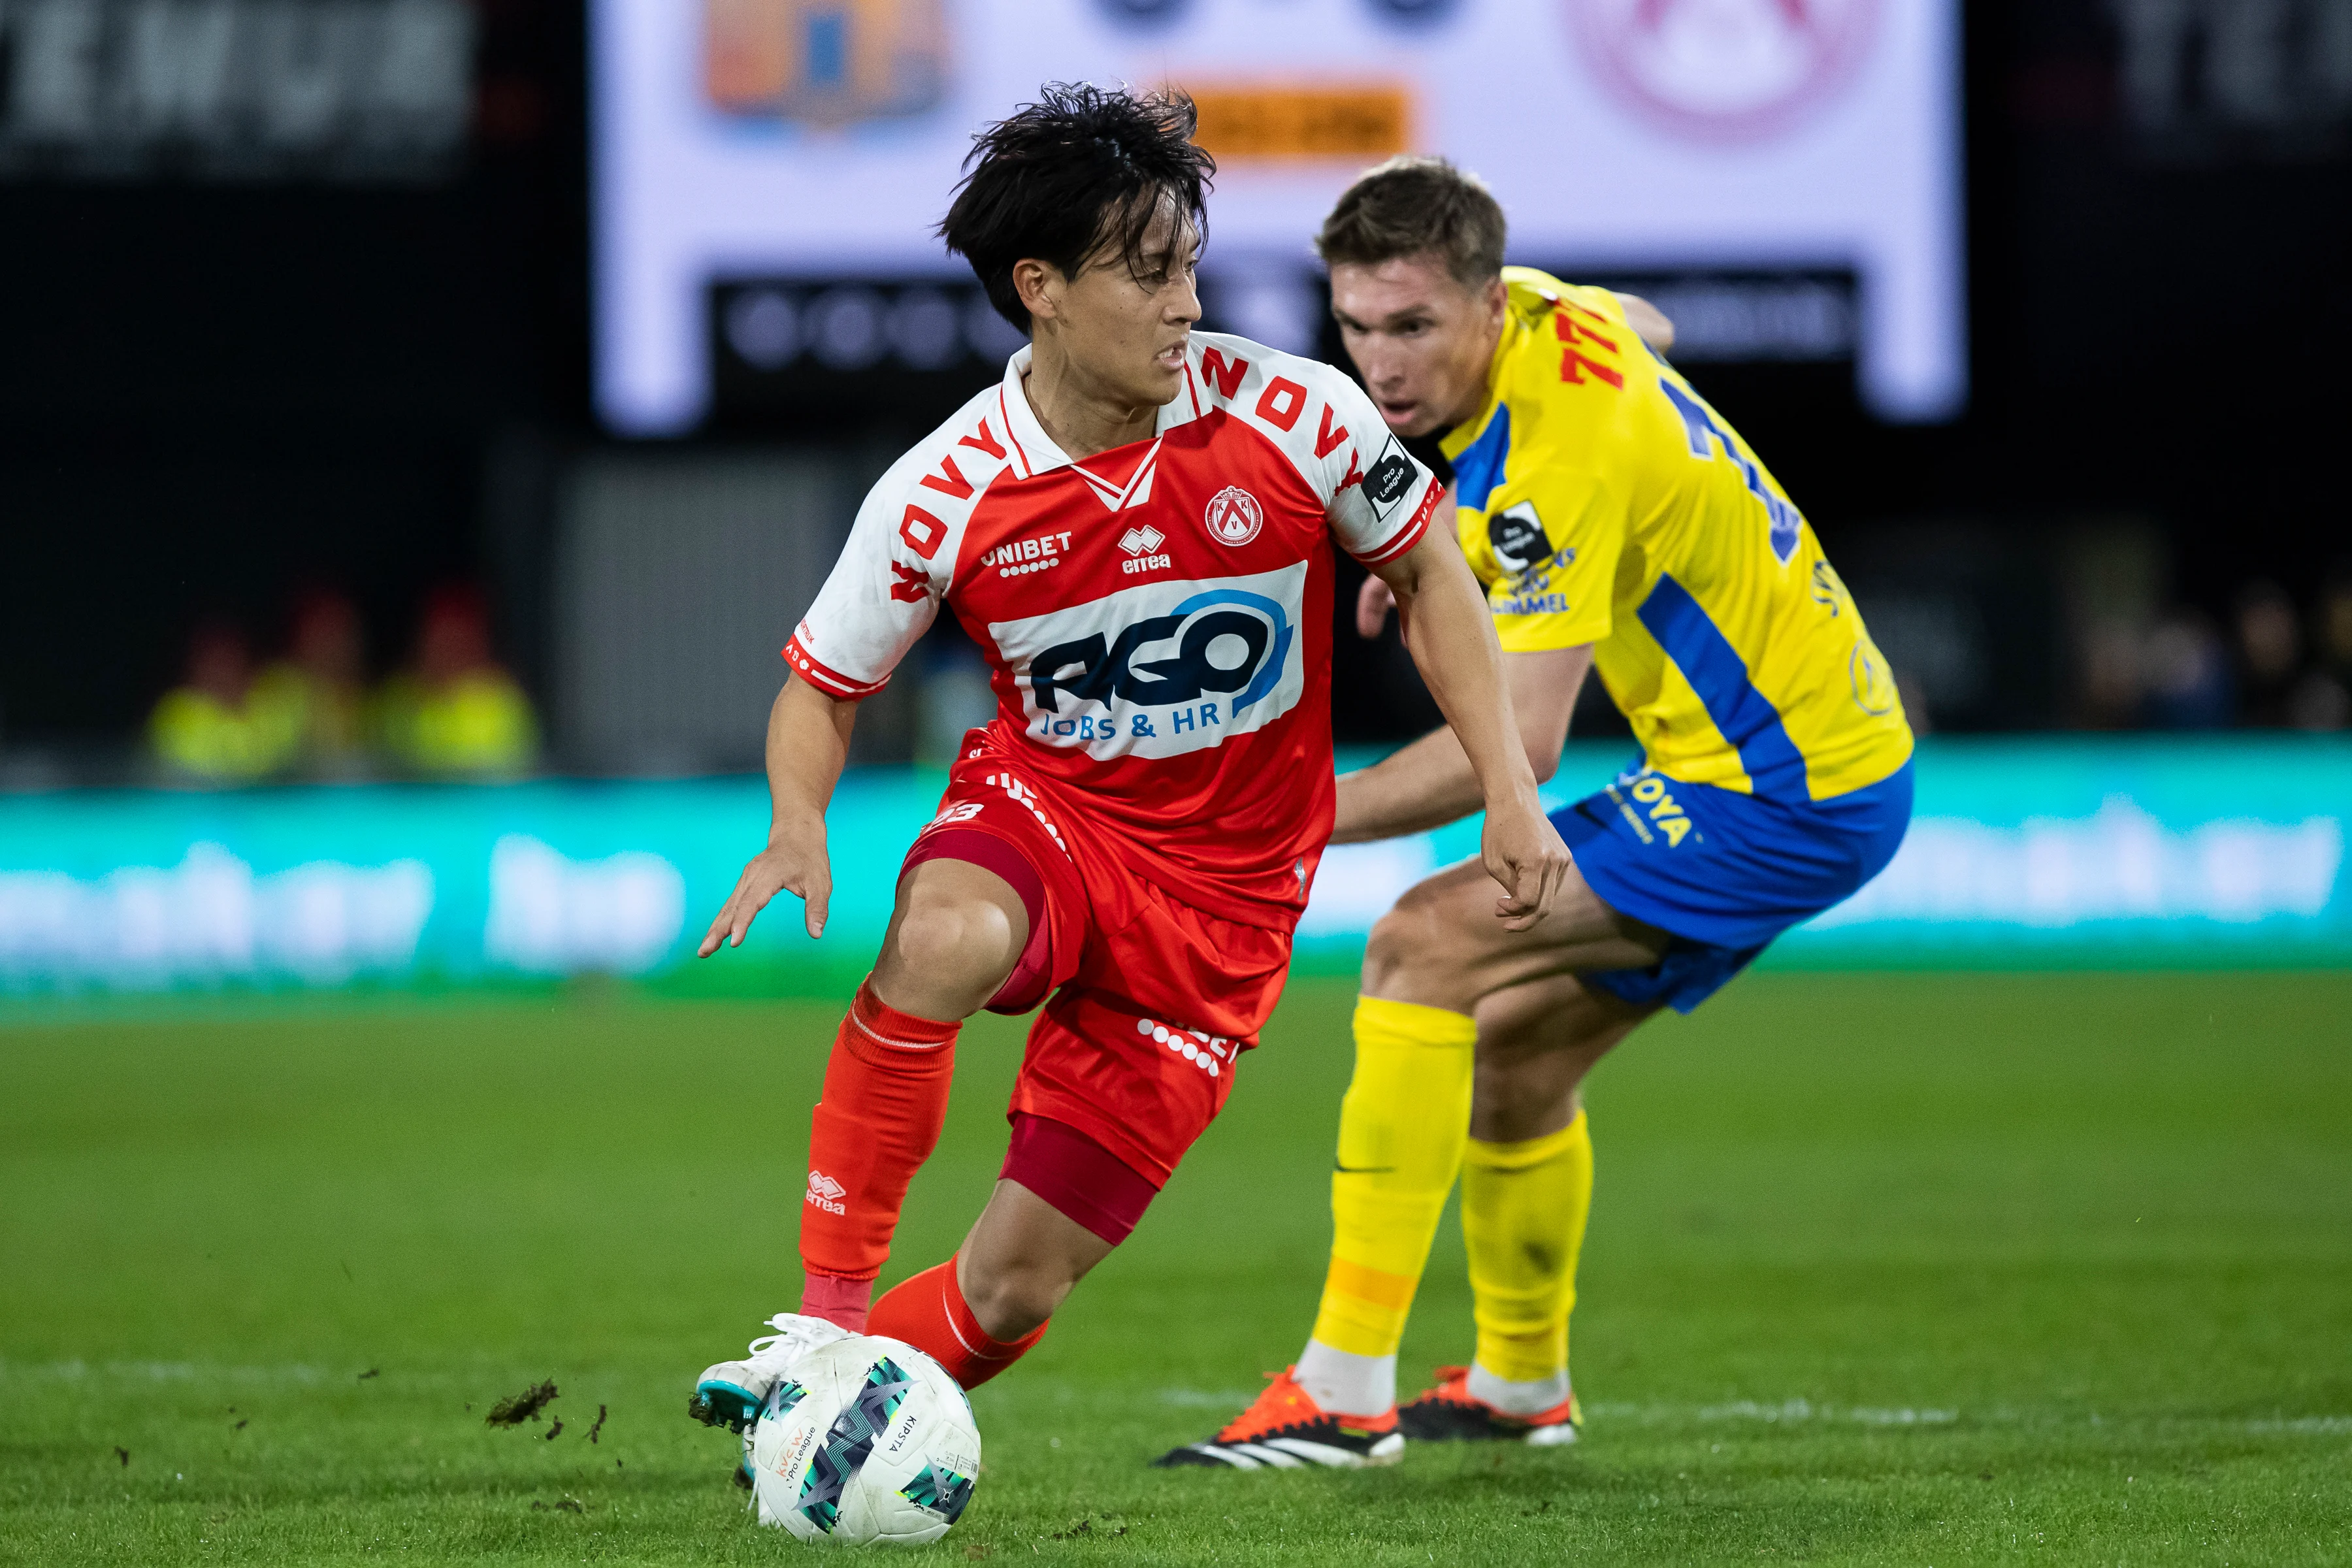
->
[594, 0, 1963, 434]
[5, 743, 2347, 996]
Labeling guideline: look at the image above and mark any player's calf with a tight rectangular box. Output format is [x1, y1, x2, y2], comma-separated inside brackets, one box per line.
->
[858, 1117, 1146, 1388]
[795, 983, 963, 1331]
[952, 1172, 1116, 1340]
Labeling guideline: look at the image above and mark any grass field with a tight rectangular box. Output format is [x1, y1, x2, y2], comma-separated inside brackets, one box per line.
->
[3, 971, 2349, 1565]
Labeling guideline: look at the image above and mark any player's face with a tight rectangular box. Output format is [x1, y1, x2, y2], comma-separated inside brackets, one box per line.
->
[1328, 256, 1507, 438]
[1043, 196, 1203, 409]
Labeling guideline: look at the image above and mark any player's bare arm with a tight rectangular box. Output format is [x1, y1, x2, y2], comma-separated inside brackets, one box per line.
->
[1369, 529, 1574, 929]
[1614, 291, 1674, 355]
[697, 674, 853, 953]
[1331, 644, 1592, 844]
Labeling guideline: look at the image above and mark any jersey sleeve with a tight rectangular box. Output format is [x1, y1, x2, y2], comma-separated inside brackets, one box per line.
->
[1452, 287, 1644, 652]
[1457, 451, 1624, 653]
[1316, 372, 1443, 568]
[782, 468, 943, 699]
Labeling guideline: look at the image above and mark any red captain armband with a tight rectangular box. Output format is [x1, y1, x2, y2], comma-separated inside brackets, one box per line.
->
[783, 633, 887, 700]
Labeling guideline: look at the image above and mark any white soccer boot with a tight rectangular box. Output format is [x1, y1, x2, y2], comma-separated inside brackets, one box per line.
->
[687, 1312, 852, 1433]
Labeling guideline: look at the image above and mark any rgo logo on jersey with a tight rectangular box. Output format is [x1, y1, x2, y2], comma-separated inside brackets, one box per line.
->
[990, 564, 1308, 761]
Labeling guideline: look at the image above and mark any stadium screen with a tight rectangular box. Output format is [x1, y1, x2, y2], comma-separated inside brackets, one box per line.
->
[592, 0, 1963, 436]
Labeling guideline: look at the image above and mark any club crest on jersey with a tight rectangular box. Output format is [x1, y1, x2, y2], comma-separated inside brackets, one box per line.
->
[990, 564, 1308, 762]
[1203, 485, 1264, 546]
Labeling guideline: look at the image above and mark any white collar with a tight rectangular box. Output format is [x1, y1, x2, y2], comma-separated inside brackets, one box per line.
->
[993, 342, 1205, 482]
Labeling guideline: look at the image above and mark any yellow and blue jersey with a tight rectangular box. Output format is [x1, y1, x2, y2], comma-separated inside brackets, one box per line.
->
[1444, 268, 1913, 806]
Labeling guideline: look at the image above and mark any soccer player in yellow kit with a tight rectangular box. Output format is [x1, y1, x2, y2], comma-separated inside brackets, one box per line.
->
[1162, 158, 1914, 1469]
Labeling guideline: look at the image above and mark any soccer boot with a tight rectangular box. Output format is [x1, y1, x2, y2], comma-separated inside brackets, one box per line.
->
[1153, 1366, 1404, 1469]
[687, 1311, 851, 1433]
[1398, 1365, 1580, 1446]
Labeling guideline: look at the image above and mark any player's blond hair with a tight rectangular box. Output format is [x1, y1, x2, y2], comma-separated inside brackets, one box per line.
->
[1315, 156, 1507, 289]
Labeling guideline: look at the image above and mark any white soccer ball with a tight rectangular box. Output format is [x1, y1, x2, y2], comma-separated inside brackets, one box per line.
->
[747, 1334, 981, 1546]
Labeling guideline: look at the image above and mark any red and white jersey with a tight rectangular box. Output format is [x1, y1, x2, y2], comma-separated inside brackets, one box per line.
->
[786, 332, 1443, 922]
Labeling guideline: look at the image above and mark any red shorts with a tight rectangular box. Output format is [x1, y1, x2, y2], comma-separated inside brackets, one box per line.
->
[899, 733, 1297, 1195]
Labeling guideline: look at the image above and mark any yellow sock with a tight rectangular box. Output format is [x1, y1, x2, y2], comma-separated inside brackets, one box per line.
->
[1462, 1109, 1593, 1384]
[1307, 997, 1476, 1359]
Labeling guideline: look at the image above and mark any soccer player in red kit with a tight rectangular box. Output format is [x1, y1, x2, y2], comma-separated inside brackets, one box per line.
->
[681, 86, 1568, 1458]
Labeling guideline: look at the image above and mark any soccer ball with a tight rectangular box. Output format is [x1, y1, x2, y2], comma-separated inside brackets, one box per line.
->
[747, 1334, 981, 1546]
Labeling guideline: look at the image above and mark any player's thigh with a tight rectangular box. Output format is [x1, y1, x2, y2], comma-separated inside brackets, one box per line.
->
[872, 857, 1030, 1018]
[1469, 973, 1658, 1143]
[1364, 855, 1669, 1014]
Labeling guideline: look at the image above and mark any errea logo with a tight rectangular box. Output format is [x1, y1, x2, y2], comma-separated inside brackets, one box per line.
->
[805, 1170, 846, 1215]
[1119, 524, 1170, 576]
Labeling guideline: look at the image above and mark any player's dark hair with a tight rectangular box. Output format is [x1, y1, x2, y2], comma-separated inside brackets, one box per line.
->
[1316, 156, 1507, 289]
[939, 83, 1215, 335]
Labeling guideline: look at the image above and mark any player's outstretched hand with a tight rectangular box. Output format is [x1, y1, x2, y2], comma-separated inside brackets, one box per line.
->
[698, 818, 833, 955]
[1482, 796, 1573, 932]
[1355, 574, 1396, 639]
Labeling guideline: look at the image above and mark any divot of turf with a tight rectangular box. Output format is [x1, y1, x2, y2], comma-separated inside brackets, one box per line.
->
[483, 1379, 558, 1426]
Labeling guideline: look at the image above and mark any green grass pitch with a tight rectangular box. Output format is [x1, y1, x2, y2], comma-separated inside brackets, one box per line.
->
[3, 971, 2348, 1565]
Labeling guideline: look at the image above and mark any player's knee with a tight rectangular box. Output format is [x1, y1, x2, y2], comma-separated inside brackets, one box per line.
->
[1364, 888, 1452, 996]
[888, 900, 1015, 990]
[1361, 909, 1409, 992]
[1472, 1062, 1583, 1145]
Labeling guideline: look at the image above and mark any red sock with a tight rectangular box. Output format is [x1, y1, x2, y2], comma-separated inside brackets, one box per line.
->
[868, 1258, 1047, 1390]
[798, 980, 960, 1331]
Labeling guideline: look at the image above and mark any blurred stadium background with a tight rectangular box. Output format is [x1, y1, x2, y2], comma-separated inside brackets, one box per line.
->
[3, 5, 2349, 1561]
[0, 0, 2347, 996]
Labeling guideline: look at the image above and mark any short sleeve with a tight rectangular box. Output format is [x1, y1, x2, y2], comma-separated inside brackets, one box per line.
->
[1456, 460, 1623, 652]
[1318, 375, 1443, 568]
[783, 471, 943, 698]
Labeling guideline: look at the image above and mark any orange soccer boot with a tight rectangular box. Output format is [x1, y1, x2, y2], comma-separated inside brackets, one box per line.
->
[1154, 1366, 1405, 1469]
[1399, 1365, 1581, 1446]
